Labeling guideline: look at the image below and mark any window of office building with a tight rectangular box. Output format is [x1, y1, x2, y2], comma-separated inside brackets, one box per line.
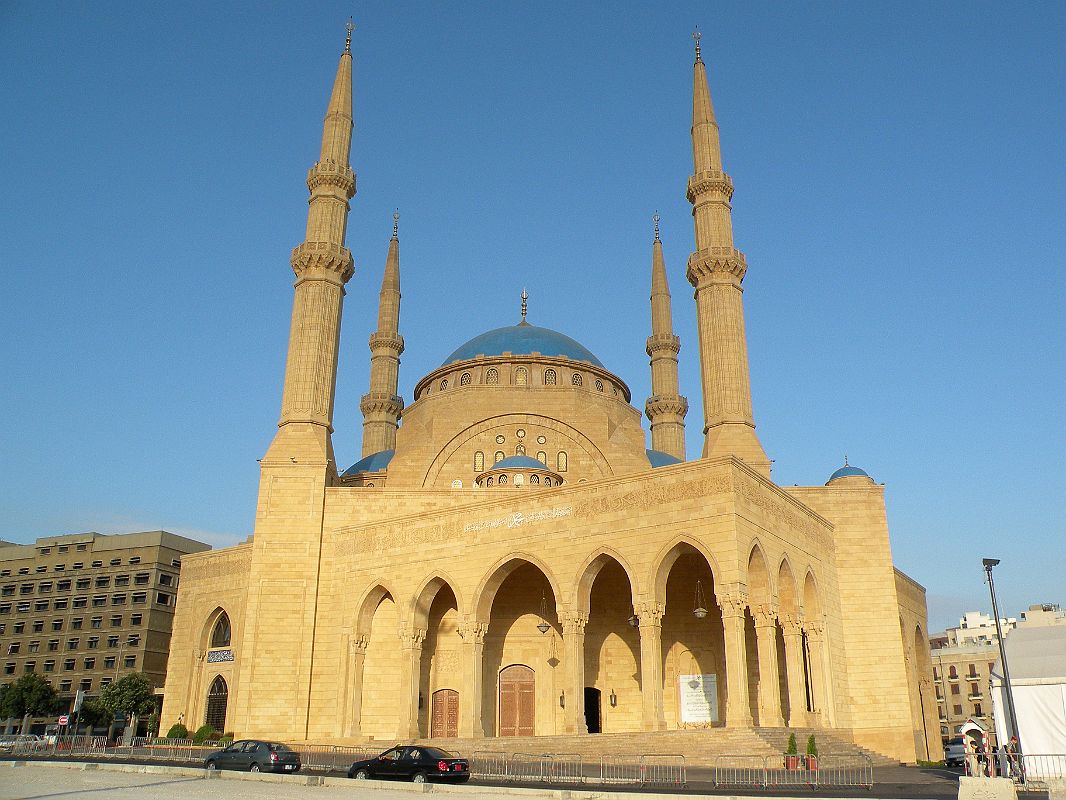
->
[79, 679, 92, 691]
[90, 616, 102, 629]
[130, 614, 142, 626]
[110, 615, 122, 627]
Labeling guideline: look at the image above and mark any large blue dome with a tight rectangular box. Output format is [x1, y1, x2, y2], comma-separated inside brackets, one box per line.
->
[828, 464, 870, 482]
[442, 323, 604, 368]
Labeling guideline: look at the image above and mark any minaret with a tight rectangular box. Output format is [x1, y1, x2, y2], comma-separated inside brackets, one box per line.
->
[645, 213, 688, 460]
[360, 212, 405, 456]
[263, 22, 356, 473]
[684, 30, 771, 477]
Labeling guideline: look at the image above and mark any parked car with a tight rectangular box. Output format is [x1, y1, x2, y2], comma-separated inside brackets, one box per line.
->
[203, 740, 301, 773]
[944, 736, 966, 768]
[347, 745, 470, 783]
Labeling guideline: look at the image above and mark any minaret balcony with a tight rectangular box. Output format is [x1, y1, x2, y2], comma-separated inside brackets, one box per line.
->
[360, 392, 403, 417]
[307, 160, 356, 196]
[686, 248, 747, 286]
[687, 169, 734, 202]
[645, 395, 689, 419]
[646, 333, 681, 357]
[368, 332, 405, 355]
[290, 241, 354, 282]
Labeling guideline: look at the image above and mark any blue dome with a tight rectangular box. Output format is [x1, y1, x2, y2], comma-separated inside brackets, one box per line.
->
[490, 455, 550, 471]
[442, 323, 604, 368]
[828, 464, 870, 482]
[342, 449, 395, 476]
[647, 449, 683, 468]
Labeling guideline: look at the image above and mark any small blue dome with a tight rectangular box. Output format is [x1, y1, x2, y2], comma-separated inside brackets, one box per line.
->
[828, 464, 870, 482]
[647, 449, 683, 468]
[342, 449, 395, 476]
[490, 455, 550, 471]
[443, 323, 604, 368]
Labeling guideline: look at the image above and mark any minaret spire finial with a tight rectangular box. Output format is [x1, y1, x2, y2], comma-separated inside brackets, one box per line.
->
[693, 27, 702, 64]
[392, 209, 399, 239]
[653, 211, 660, 242]
[345, 18, 354, 54]
[521, 288, 528, 323]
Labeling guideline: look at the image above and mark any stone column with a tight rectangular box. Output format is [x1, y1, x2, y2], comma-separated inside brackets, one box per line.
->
[780, 617, 808, 727]
[720, 594, 753, 727]
[753, 607, 785, 727]
[458, 621, 487, 738]
[559, 611, 589, 734]
[637, 602, 667, 730]
[805, 622, 828, 727]
[344, 633, 369, 737]
[396, 627, 426, 739]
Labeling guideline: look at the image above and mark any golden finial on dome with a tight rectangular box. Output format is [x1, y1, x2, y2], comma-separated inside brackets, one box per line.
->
[693, 27, 702, 64]
[345, 18, 355, 54]
[653, 211, 660, 241]
[521, 288, 528, 323]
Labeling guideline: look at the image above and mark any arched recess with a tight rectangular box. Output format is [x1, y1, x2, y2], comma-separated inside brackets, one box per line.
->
[205, 675, 228, 731]
[479, 559, 560, 736]
[655, 540, 725, 729]
[650, 536, 721, 605]
[746, 544, 773, 607]
[913, 623, 934, 759]
[358, 587, 402, 740]
[576, 552, 641, 733]
[776, 558, 800, 724]
[413, 576, 461, 737]
[800, 571, 823, 716]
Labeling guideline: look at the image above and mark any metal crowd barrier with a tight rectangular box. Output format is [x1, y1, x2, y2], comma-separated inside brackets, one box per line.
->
[712, 753, 873, 788]
[1013, 753, 1066, 789]
[599, 754, 641, 784]
[469, 750, 508, 779]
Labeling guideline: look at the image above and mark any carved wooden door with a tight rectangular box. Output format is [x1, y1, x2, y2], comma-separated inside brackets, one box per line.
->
[431, 689, 459, 738]
[499, 665, 535, 736]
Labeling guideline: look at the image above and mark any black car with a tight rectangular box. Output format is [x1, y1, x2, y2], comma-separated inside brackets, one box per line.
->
[204, 739, 301, 773]
[348, 745, 470, 783]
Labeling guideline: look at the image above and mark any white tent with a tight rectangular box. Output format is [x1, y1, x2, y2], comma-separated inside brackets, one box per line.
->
[991, 625, 1066, 761]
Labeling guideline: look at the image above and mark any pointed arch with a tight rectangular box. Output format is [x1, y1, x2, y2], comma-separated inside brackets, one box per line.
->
[802, 570, 822, 620]
[204, 674, 228, 730]
[746, 542, 773, 606]
[649, 535, 722, 605]
[412, 572, 465, 626]
[354, 581, 400, 633]
[473, 553, 564, 622]
[573, 548, 640, 614]
[200, 606, 233, 651]
[776, 556, 799, 616]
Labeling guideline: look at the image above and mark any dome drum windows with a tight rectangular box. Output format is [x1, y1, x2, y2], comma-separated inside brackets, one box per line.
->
[571, 373, 583, 387]
[440, 379, 448, 391]
[473, 451, 485, 472]
[544, 369, 557, 385]
[486, 368, 499, 385]
[514, 367, 528, 386]
[460, 372, 471, 386]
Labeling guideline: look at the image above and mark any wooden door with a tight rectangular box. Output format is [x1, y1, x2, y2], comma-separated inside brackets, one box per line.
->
[499, 665, 535, 737]
[430, 689, 459, 738]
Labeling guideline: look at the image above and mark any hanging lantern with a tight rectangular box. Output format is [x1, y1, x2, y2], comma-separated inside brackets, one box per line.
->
[627, 613, 640, 628]
[693, 578, 708, 619]
[537, 591, 551, 634]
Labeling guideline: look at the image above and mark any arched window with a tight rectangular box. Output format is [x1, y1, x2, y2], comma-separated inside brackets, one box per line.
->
[571, 373, 583, 387]
[595, 379, 604, 392]
[499, 474, 508, 485]
[543, 478, 552, 487]
[544, 369, 557, 385]
[210, 613, 231, 648]
[460, 372, 471, 386]
[515, 444, 525, 456]
[514, 367, 528, 386]
[440, 379, 448, 390]
[474, 451, 485, 472]
[557, 451, 568, 472]
[537, 451, 547, 464]
[495, 451, 505, 463]
[205, 675, 228, 731]
[486, 477, 494, 486]
[486, 368, 499, 385]
[530, 474, 540, 484]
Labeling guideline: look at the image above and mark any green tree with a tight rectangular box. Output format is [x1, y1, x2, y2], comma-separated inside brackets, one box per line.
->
[99, 673, 155, 733]
[77, 697, 112, 733]
[0, 674, 59, 733]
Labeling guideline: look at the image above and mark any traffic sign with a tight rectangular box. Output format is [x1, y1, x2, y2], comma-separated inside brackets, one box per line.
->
[58, 714, 69, 725]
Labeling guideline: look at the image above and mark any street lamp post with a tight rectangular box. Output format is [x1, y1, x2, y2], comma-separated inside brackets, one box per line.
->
[983, 558, 1023, 762]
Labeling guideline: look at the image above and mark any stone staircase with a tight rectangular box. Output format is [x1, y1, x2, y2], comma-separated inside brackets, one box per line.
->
[401, 727, 898, 769]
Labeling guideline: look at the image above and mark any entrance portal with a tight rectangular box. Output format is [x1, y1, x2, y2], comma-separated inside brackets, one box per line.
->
[499, 665, 535, 736]
[584, 687, 601, 733]
[430, 689, 459, 738]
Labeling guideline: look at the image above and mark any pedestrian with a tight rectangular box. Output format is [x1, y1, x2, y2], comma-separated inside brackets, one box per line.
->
[1005, 736, 1021, 779]
[965, 737, 981, 777]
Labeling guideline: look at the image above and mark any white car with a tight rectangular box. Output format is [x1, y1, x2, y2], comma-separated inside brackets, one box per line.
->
[944, 736, 966, 767]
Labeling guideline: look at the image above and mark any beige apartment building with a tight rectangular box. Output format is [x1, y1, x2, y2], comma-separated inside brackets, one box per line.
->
[0, 531, 210, 733]
[161, 28, 941, 764]
[930, 604, 1065, 747]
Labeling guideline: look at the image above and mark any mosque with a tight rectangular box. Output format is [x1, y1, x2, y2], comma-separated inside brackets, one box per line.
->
[161, 25, 941, 763]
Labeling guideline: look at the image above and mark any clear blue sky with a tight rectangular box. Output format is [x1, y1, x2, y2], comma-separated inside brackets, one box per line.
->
[1, 2, 1063, 632]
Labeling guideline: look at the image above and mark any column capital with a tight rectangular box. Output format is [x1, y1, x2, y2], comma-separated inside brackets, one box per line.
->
[458, 620, 488, 644]
[780, 614, 805, 636]
[350, 632, 370, 654]
[718, 592, 748, 618]
[558, 610, 589, 634]
[637, 601, 665, 626]
[399, 627, 426, 649]
[804, 619, 825, 638]
[751, 604, 779, 628]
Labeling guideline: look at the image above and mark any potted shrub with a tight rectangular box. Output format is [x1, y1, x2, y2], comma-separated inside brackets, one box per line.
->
[784, 733, 801, 769]
[805, 735, 819, 770]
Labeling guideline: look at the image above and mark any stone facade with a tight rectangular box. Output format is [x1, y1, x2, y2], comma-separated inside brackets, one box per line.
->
[160, 28, 940, 764]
